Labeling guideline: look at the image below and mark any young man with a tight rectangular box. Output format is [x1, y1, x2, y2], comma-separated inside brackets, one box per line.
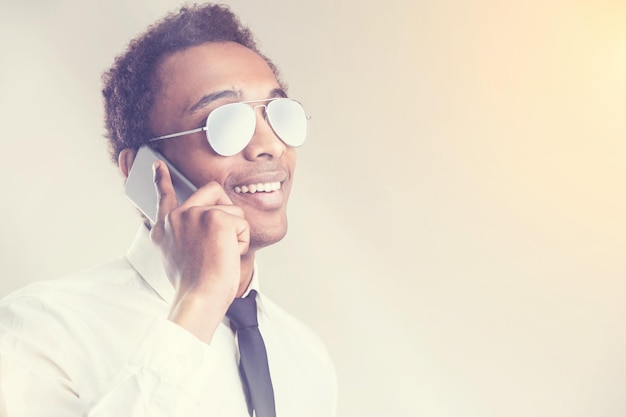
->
[0, 4, 336, 416]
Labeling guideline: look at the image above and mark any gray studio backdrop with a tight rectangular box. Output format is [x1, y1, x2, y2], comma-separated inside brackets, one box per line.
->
[1, 1, 625, 416]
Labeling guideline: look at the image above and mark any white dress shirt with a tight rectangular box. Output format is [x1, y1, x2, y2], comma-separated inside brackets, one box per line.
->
[0, 226, 337, 416]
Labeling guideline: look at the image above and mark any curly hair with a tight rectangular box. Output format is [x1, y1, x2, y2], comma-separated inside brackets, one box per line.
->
[102, 3, 283, 164]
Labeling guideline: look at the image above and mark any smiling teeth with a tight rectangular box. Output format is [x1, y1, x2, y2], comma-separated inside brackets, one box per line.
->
[235, 182, 281, 194]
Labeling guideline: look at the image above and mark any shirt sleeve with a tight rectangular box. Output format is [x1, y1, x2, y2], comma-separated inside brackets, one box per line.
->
[0, 296, 229, 417]
[0, 294, 86, 416]
[87, 320, 220, 417]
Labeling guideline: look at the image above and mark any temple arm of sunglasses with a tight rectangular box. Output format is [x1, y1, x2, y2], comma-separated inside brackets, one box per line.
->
[149, 126, 207, 142]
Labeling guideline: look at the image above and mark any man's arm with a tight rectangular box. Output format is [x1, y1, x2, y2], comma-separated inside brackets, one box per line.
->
[150, 160, 251, 344]
[0, 162, 254, 416]
[0, 305, 242, 416]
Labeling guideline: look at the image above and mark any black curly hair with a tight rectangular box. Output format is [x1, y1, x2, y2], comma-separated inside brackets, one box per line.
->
[102, 3, 283, 164]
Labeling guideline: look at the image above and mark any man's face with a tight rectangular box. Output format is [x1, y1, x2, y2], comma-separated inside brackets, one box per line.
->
[149, 41, 297, 251]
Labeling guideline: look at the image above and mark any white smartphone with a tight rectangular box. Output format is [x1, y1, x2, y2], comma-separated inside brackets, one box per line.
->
[124, 145, 197, 223]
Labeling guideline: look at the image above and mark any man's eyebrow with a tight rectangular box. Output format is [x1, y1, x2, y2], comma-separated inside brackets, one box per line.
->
[188, 90, 240, 114]
[270, 88, 288, 98]
[187, 88, 288, 115]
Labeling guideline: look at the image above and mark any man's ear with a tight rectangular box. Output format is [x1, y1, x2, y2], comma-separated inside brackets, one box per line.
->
[118, 148, 137, 179]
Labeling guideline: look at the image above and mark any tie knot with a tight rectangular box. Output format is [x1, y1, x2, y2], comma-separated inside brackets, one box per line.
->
[226, 290, 259, 330]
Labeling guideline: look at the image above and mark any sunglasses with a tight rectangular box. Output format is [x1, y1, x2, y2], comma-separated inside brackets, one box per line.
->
[148, 97, 308, 156]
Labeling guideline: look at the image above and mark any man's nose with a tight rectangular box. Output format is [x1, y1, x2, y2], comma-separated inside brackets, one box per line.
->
[242, 106, 286, 160]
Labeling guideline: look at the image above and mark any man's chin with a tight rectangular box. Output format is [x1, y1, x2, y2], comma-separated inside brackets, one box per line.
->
[248, 222, 288, 252]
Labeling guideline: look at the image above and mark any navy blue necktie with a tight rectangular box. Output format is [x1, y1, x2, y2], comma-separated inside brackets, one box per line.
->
[226, 290, 276, 417]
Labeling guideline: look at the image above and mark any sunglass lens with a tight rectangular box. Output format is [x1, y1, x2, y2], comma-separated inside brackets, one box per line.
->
[207, 103, 255, 156]
[267, 99, 308, 147]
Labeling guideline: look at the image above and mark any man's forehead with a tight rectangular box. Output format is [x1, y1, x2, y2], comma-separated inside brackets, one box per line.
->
[156, 42, 278, 98]
[159, 42, 273, 79]
[149, 41, 281, 125]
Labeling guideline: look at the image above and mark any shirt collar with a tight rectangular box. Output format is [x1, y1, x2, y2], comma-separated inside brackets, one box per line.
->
[126, 225, 265, 313]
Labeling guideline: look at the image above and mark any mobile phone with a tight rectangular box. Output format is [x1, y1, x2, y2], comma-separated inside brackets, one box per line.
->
[124, 145, 197, 223]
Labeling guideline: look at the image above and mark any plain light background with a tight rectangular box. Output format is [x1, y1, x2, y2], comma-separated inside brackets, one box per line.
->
[1, 0, 625, 416]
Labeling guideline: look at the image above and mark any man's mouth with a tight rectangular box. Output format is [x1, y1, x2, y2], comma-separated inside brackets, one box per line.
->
[234, 181, 281, 194]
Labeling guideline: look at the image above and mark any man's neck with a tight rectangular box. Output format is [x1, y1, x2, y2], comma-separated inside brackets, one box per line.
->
[237, 252, 256, 297]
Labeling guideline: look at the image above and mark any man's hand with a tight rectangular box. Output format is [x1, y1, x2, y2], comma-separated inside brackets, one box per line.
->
[150, 160, 251, 343]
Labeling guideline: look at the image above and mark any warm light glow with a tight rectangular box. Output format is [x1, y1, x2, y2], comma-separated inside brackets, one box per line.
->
[1, 1, 625, 416]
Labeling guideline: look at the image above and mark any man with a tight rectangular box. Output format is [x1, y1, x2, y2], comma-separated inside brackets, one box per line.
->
[0, 4, 337, 416]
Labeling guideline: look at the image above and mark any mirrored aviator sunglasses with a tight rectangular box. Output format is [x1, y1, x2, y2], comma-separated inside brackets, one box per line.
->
[149, 97, 308, 156]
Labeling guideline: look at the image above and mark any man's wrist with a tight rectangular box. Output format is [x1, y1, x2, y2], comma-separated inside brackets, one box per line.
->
[168, 288, 234, 344]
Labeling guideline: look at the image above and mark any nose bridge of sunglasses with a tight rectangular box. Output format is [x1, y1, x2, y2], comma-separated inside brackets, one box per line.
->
[250, 103, 269, 119]
[248, 104, 274, 133]
[250, 104, 289, 148]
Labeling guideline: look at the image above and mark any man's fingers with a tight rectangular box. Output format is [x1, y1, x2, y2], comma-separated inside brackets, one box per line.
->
[235, 217, 250, 256]
[179, 206, 249, 254]
[153, 161, 179, 224]
[179, 180, 234, 210]
[181, 204, 244, 219]
[151, 163, 246, 255]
